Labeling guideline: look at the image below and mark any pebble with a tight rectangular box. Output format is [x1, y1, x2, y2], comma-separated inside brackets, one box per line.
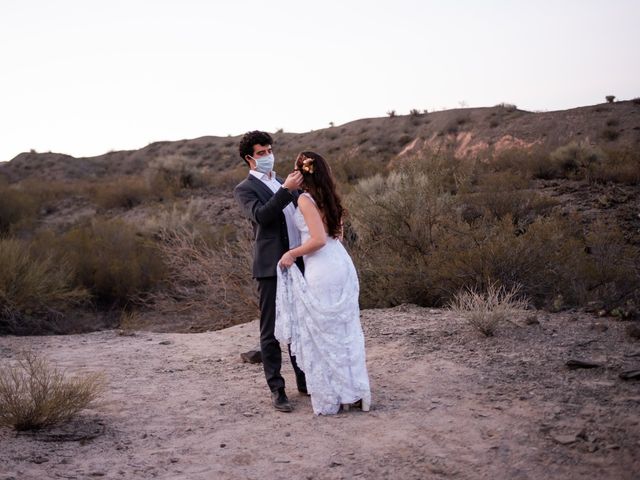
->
[553, 434, 578, 445]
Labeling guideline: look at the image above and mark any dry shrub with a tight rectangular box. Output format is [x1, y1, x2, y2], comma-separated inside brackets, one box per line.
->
[494, 146, 638, 185]
[492, 148, 559, 180]
[575, 223, 640, 308]
[0, 238, 89, 330]
[61, 218, 165, 306]
[141, 225, 258, 327]
[549, 142, 607, 180]
[0, 351, 104, 431]
[347, 153, 639, 311]
[0, 186, 38, 236]
[331, 154, 384, 186]
[147, 154, 208, 192]
[589, 150, 640, 184]
[436, 215, 587, 307]
[449, 284, 528, 336]
[459, 171, 557, 224]
[208, 164, 248, 190]
[91, 175, 154, 210]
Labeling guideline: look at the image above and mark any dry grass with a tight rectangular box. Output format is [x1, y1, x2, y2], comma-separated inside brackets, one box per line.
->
[139, 225, 258, 328]
[60, 218, 166, 306]
[0, 351, 104, 431]
[0, 186, 38, 236]
[91, 175, 155, 211]
[0, 238, 89, 327]
[448, 284, 529, 336]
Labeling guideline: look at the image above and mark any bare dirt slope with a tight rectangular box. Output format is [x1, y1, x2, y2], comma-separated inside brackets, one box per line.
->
[1, 306, 639, 480]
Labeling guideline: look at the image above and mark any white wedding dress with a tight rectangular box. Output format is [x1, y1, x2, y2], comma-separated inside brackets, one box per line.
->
[275, 193, 371, 415]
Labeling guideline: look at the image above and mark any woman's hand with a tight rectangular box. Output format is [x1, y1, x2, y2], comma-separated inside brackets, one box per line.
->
[279, 251, 296, 269]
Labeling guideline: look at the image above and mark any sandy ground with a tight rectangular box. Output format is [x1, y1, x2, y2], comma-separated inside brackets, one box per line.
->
[1, 306, 639, 480]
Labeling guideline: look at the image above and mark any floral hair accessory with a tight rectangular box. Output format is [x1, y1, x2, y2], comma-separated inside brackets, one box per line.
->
[299, 155, 315, 174]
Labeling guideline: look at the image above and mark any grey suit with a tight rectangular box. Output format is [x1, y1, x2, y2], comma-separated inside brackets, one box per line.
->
[234, 174, 306, 393]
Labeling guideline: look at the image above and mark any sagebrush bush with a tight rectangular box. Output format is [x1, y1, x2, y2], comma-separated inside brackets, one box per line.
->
[449, 284, 529, 336]
[331, 154, 387, 186]
[91, 175, 154, 210]
[140, 224, 258, 327]
[549, 142, 607, 180]
[458, 171, 557, 224]
[60, 218, 165, 306]
[346, 152, 640, 311]
[208, 164, 248, 190]
[0, 238, 88, 329]
[0, 186, 38, 236]
[589, 150, 640, 184]
[0, 351, 104, 431]
[147, 154, 207, 192]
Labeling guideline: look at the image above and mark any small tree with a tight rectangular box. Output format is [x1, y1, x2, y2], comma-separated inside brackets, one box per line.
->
[409, 109, 421, 117]
[387, 110, 396, 118]
[605, 95, 615, 104]
[329, 121, 335, 127]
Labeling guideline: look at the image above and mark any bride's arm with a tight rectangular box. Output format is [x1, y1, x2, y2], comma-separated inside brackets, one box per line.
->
[279, 195, 326, 267]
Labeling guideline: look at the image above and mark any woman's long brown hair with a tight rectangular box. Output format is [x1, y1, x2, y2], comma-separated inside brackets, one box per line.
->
[295, 151, 344, 238]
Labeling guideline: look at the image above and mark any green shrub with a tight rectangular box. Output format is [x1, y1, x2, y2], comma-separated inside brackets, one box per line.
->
[60, 218, 165, 306]
[0, 238, 88, 329]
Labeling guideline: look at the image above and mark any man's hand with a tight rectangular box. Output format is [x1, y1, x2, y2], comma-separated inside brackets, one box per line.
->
[282, 171, 303, 191]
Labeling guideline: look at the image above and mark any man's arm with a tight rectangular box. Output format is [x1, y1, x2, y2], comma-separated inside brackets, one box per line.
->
[234, 182, 294, 226]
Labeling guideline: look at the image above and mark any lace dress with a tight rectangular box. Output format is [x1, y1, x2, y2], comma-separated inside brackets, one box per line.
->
[275, 193, 371, 415]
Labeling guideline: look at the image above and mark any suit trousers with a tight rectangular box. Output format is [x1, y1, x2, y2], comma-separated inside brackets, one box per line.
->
[257, 276, 306, 392]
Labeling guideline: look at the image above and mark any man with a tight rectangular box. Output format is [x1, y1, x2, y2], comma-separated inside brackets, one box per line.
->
[233, 130, 307, 412]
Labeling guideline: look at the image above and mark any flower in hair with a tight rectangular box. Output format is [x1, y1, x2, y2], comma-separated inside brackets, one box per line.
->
[301, 157, 315, 174]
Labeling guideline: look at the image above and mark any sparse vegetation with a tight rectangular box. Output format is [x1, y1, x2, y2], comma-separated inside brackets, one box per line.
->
[60, 218, 165, 306]
[605, 95, 615, 104]
[0, 187, 38, 236]
[387, 110, 396, 118]
[0, 238, 89, 332]
[0, 351, 104, 431]
[448, 284, 528, 336]
[496, 102, 517, 112]
[140, 225, 257, 328]
[601, 128, 620, 141]
[346, 152, 640, 311]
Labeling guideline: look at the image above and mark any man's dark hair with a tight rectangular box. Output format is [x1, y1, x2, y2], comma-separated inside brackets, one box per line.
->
[238, 131, 273, 165]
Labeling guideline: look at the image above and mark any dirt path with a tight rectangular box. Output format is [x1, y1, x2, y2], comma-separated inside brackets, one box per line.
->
[1, 306, 639, 479]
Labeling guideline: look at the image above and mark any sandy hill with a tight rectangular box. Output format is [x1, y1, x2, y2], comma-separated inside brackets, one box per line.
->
[1, 101, 639, 183]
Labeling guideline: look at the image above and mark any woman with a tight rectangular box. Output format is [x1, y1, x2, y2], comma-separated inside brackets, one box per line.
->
[275, 151, 371, 415]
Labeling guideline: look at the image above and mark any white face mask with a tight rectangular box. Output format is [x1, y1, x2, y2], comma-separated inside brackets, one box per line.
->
[252, 153, 275, 174]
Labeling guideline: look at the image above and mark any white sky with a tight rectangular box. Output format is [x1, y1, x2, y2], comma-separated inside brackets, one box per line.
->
[1, 0, 638, 162]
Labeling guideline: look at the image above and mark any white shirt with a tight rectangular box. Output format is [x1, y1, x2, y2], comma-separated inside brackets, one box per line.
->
[249, 169, 301, 249]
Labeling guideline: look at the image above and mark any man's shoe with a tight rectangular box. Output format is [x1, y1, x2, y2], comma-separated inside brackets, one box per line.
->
[271, 389, 293, 412]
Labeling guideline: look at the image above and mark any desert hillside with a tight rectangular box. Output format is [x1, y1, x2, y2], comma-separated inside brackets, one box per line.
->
[1, 101, 639, 182]
[0, 100, 639, 336]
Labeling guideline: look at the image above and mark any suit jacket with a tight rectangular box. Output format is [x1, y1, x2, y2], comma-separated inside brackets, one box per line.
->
[234, 174, 302, 279]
